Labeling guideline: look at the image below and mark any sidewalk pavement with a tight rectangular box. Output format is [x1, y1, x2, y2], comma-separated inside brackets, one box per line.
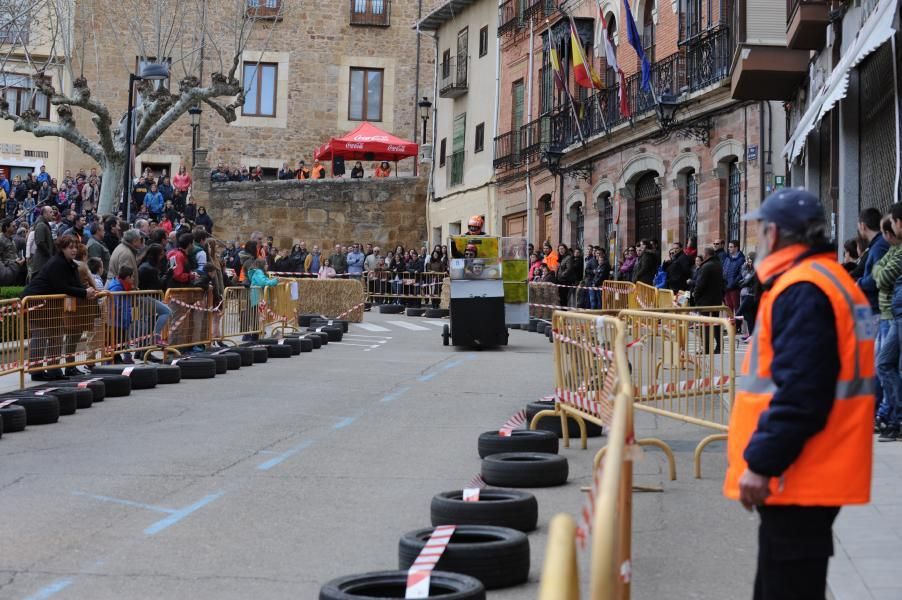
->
[828, 440, 902, 600]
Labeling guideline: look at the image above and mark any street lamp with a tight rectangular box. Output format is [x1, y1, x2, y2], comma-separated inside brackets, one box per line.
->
[418, 96, 432, 145]
[653, 88, 711, 146]
[542, 145, 564, 176]
[122, 62, 170, 221]
[655, 90, 680, 130]
[189, 104, 203, 167]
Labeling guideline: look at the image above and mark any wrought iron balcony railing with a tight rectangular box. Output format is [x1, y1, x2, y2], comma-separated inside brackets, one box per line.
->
[493, 131, 520, 169]
[350, 0, 391, 27]
[439, 56, 468, 99]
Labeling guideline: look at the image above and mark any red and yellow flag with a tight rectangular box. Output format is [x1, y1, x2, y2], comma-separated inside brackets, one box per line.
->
[570, 19, 602, 90]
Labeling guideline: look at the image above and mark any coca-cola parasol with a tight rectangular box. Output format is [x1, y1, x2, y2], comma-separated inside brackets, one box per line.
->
[314, 122, 419, 162]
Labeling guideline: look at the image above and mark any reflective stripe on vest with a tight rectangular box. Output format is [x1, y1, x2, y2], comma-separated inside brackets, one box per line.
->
[737, 262, 875, 400]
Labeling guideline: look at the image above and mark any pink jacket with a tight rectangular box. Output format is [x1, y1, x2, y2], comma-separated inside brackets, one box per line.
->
[172, 172, 192, 192]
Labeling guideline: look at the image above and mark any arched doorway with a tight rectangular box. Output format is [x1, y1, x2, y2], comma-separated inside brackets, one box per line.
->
[726, 159, 741, 243]
[634, 172, 661, 246]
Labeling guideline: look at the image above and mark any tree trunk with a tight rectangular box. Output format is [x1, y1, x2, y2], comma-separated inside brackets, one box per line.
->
[97, 159, 126, 216]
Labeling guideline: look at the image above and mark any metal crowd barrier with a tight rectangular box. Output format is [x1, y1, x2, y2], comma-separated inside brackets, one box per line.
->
[0, 298, 24, 388]
[163, 288, 213, 353]
[22, 294, 108, 374]
[106, 290, 165, 361]
[600, 281, 636, 311]
[619, 308, 735, 478]
[219, 286, 261, 340]
[365, 271, 444, 305]
[536, 313, 636, 600]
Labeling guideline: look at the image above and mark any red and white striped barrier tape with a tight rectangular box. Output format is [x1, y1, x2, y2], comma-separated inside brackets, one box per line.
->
[405, 525, 456, 598]
[575, 463, 602, 550]
[498, 408, 526, 436]
[169, 298, 223, 313]
[637, 375, 731, 396]
[334, 301, 366, 320]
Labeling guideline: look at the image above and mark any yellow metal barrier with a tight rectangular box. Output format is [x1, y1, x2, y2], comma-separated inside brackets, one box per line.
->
[259, 280, 299, 332]
[163, 288, 213, 351]
[600, 281, 635, 311]
[619, 309, 735, 478]
[219, 286, 262, 340]
[536, 312, 636, 600]
[106, 290, 165, 360]
[22, 294, 109, 374]
[0, 298, 24, 388]
[634, 282, 657, 309]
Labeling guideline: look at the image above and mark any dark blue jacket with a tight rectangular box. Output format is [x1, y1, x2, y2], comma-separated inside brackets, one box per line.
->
[744, 279, 840, 478]
[858, 234, 889, 313]
[721, 251, 745, 290]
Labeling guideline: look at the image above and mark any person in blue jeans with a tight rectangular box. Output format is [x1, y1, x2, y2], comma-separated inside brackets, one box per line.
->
[857, 207, 890, 422]
[881, 204, 902, 440]
[873, 214, 902, 439]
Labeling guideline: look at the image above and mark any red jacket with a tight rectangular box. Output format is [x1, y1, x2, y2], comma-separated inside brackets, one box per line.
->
[167, 249, 191, 284]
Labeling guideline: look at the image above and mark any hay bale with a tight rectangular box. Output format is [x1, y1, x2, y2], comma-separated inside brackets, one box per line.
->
[529, 282, 558, 320]
[297, 278, 365, 322]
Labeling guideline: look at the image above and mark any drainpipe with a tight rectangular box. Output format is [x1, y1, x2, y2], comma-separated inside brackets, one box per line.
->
[525, 18, 535, 244]
[493, 4, 503, 236]
[415, 0, 422, 145]
[427, 32, 440, 244]
[758, 101, 765, 246]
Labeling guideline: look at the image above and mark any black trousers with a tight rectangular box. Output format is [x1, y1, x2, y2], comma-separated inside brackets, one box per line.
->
[753, 505, 840, 600]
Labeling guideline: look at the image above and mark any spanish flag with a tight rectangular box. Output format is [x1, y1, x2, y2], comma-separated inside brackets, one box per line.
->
[570, 19, 602, 90]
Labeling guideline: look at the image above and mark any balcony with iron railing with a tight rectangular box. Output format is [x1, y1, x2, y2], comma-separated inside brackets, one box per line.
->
[439, 56, 468, 99]
[519, 115, 552, 165]
[548, 26, 735, 149]
[493, 130, 521, 169]
[447, 150, 465, 187]
[786, 0, 829, 49]
[350, 0, 391, 27]
[497, 0, 555, 36]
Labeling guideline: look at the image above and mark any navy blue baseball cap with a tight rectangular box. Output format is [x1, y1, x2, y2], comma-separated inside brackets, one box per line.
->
[742, 187, 824, 233]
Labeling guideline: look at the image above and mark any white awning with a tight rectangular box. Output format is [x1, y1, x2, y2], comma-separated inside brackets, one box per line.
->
[783, 0, 899, 161]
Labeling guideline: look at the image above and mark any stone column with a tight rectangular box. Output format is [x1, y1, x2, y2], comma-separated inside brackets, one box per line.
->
[191, 148, 211, 206]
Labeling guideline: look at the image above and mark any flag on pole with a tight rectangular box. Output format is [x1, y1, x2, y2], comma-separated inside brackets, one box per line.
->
[547, 34, 568, 93]
[569, 18, 602, 90]
[595, 0, 630, 118]
[623, 0, 651, 92]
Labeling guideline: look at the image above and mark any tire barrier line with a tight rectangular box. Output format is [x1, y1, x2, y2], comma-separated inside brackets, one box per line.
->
[405, 525, 456, 597]
[106, 290, 166, 362]
[22, 294, 111, 375]
[162, 288, 214, 353]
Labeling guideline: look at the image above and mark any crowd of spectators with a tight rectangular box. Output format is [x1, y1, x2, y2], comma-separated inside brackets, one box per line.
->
[209, 159, 395, 183]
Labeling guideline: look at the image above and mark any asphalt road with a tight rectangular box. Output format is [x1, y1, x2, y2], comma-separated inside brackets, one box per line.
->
[0, 312, 755, 599]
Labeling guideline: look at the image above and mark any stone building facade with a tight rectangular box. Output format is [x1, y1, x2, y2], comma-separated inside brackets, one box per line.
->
[53, 0, 434, 181]
[493, 0, 787, 259]
[207, 175, 427, 248]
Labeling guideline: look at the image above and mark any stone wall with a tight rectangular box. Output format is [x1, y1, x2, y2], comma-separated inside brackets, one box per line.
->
[207, 176, 428, 250]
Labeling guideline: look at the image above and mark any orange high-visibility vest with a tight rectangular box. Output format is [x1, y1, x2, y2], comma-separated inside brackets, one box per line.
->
[723, 251, 875, 506]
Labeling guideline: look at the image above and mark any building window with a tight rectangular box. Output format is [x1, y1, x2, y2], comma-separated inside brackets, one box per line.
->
[600, 192, 613, 251]
[348, 67, 383, 121]
[246, 0, 282, 18]
[684, 170, 698, 242]
[1, 74, 50, 120]
[571, 202, 584, 249]
[727, 161, 742, 244]
[242, 62, 278, 117]
[449, 113, 466, 187]
[684, 0, 701, 40]
[350, 0, 390, 27]
[642, 1, 655, 63]
[479, 26, 488, 57]
[474, 123, 485, 153]
[439, 138, 447, 167]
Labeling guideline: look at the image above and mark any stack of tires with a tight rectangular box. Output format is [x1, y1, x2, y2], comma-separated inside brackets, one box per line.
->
[320, 412, 574, 599]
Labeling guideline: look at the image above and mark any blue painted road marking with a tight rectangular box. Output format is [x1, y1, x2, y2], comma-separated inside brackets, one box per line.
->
[144, 491, 225, 535]
[333, 416, 357, 429]
[22, 578, 73, 600]
[380, 387, 410, 403]
[257, 439, 316, 470]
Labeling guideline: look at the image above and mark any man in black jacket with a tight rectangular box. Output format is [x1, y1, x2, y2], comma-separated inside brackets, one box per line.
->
[664, 242, 694, 292]
[692, 247, 725, 353]
[633, 239, 658, 285]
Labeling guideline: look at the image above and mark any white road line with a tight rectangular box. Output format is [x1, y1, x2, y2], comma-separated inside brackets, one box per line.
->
[421, 321, 447, 327]
[354, 323, 391, 332]
[386, 320, 431, 331]
[343, 333, 393, 339]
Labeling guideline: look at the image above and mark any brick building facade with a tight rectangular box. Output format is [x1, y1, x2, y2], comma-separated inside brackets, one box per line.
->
[52, 1, 435, 181]
[493, 0, 786, 260]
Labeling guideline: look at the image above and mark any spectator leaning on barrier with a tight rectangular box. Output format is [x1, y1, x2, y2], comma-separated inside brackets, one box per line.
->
[167, 233, 196, 287]
[364, 246, 381, 272]
[724, 188, 875, 600]
[692, 246, 724, 354]
[23, 234, 98, 381]
[872, 214, 902, 440]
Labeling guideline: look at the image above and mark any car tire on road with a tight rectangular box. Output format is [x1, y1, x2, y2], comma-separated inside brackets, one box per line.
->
[255, 338, 302, 355]
[481, 452, 568, 488]
[187, 353, 229, 374]
[398, 525, 529, 590]
[154, 363, 182, 384]
[477, 429, 558, 458]
[308, 325, 342, 342]
[298, 313, 323, 327]
[164, 357, 217, 379]
[73, 374, 131, 397]
[527, 319, 538, 332]
[6, 395, 60, 425]
[28, 388, 80, 414]
[379, 304, 404, 314]
[292, 334, 321, 350]
[265, 343, 293, 358]
[430, 489, 538, 532]
[310, 318, 349, 333]
[304, 332, 329, 346]
[319, 570, 485, 600]
[406, 307, 426, 317]
[425, 308, 449, 318]
[525, 400, 603, 439]
[41, 379, 106, 402]
[239, 344, 271, 363]
[92, 365, 158, 389]
[200, 351, 242, 370]
[223, 346, 255, 366]
[0, 404, 26, 433]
